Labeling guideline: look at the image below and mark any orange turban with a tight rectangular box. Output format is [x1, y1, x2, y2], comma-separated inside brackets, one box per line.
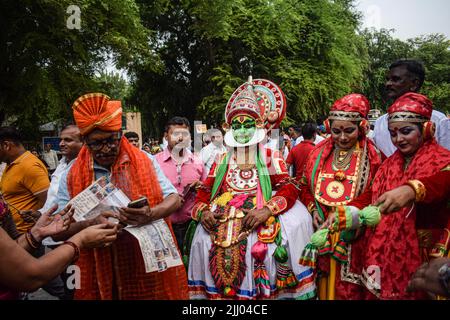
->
[72, 93, 122, 135]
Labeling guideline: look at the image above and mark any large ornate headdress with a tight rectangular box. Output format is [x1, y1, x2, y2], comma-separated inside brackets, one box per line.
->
[223, 77, 287, 147]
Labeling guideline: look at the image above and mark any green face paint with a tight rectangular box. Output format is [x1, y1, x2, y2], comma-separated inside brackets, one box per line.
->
[231, 116, 256, 144]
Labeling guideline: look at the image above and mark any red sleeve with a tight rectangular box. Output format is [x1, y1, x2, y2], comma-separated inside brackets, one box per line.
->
[417, 170, 450, 204]
[286, 149, 294, 165]
[298, 173, 316, 213]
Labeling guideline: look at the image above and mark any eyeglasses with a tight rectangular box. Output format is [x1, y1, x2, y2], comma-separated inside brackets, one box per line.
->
[86, 133, 122, 151]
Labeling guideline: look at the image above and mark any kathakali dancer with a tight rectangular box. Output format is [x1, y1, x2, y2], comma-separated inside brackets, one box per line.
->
[299, 94, 384, 300]
[361, 93, 450, 299]
[186, 78, 315, 299]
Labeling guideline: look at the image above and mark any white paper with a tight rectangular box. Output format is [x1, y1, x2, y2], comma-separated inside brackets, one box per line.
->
[68, 176, 182, 273]
[125, 219, 183, 273]
[69, 176, 130, 222]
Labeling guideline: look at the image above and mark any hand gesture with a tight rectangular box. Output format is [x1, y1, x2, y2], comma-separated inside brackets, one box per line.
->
[89, 211, 125, 231]
[19, 210, 41, 224]
[200, 210, 220, 233]
[319, 212, 336, 230]
[242, 207, 272, 232]
[31, 205, 74, 241]
[374, 185, 415, 214]
[407, 258, 449, 297]
[72, 223, 118, 249]
[118, 206, 153, 227]
[312, 209, 324, 230]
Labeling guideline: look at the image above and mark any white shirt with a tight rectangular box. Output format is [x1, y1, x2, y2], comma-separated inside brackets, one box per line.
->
[295, 134, 324, 146]
[40, 157, 75, 246]
[42, 149, 59, 170]
[199, 143, 227, 173]
[373, 110, 450, 157]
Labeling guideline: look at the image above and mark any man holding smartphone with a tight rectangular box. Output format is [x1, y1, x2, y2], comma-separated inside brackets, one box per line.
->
[55, 93, 187, 300]
[155, 117, 207, 250]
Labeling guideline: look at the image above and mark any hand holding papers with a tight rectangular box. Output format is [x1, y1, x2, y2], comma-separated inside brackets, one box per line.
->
[67, 176, 182, 273]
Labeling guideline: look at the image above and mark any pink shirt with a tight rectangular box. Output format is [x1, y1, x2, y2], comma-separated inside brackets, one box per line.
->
[155, 148, 207, 224]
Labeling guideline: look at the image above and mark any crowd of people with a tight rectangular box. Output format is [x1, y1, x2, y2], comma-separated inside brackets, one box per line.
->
[0, 59, 449, 300]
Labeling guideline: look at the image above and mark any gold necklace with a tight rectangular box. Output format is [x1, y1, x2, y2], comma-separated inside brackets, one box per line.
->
[332, 147, 354, 170]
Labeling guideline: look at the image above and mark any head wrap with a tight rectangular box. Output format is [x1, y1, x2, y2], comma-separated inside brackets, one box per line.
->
[328, 94, 370, 122]
[388, 92, 432, 123]
[223, 77, 287, 147]
[72, 93, 122, 135]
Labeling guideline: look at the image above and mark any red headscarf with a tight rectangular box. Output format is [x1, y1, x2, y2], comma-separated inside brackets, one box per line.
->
[72, 93, 122, 135]
[329, 93, 370, 120]
[388, 92, 433, 120]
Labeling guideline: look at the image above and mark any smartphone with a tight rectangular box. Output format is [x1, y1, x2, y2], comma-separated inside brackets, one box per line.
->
[127, 196, 149, 208]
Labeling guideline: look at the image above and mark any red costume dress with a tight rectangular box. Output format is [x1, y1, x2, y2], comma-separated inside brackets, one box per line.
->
[300, 94, 384, 299]
[361, 93, 450, 299]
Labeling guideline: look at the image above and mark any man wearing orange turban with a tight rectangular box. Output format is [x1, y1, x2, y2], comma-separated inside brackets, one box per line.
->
[55, 93, 188, 299]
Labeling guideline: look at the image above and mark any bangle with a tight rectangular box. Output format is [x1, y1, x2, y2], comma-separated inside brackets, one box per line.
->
[307, 202, 316, 215]
[25, 230, 40, 249]
[406, 179, 426, 202]
[265, 196, 287, 216]
[63, 241, 80, 264]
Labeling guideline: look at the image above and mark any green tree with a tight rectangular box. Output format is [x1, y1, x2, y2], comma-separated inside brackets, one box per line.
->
[0, 0, 153, 139]
[360, 29, 449, 113]
[130, 0, 368, 138]
[409, 34, 450, 113]
[360, 28, 412, 111]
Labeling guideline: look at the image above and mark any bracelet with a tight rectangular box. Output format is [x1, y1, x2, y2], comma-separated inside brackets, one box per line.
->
[25, 230, 41, 249]
[63, 241, 80, 264]
[406, 179, 426, 202]
[265, 196, 287, 216]
[307, 202, 316, 215]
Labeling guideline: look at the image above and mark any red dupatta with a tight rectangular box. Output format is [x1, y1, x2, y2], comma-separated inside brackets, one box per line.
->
[362, 139, 450, 299]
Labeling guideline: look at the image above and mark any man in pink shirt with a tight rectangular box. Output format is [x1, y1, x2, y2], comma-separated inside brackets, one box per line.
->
[155, 117, 207, 250]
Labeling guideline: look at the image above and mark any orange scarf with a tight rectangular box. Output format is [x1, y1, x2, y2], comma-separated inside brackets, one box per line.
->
[67, 137, 188, 299]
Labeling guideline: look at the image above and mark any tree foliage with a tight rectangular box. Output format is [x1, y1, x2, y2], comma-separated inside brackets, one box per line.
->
[361, 29, 449, 113]
[0, 0, 152, 139]
[130, 0, 367, 137]
[0, 1, 448, 140]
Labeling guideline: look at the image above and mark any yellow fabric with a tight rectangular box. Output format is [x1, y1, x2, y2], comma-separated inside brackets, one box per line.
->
[0, 151, 49, 233]
[318, 232, 340, 300]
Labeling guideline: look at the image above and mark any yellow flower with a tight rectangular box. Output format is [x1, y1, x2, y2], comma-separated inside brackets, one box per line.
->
[215, 192, 233, 207]
[252, 197, 257, 206]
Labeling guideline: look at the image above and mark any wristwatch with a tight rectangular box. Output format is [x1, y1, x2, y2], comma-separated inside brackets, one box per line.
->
[438, 262, 450, 296]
